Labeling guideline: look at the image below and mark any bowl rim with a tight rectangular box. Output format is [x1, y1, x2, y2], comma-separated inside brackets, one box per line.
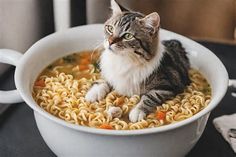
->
[15, 24, 229, 136]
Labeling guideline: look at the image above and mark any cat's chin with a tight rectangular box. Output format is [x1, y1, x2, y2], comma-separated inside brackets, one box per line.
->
[104, 48, 144, 64]
[105, 48, 116, 54]
[105, 47, 123, 56]
[108, 47, 117, 53]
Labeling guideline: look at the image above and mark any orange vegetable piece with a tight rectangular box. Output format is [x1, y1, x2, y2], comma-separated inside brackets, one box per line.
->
[79, 64, 89, 71]
[156, 111, 166, 120]
[83, 52, 91, 58]
[99, 124, 113, 130]
[34, 79, 45, 87]
[80, 58, 90, 65]
[114, 97, 125, 106]
[82, 53, 92, 61]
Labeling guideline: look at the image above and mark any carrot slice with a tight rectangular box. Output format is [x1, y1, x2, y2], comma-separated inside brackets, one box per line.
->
[82, 53, 92, 61]
[34, 79, 45, 87]
[83, 53, 91, 59]
[156, 111, 166, 120]
[114, 97, 125, 106]
[80, 58, 90, 65]
[99, 124, 113, 130]
[79, 64, 89, 71]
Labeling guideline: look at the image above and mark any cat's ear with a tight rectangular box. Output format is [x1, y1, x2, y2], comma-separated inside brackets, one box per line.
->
[110, 0, 128, 15]
[139, 12, 160, 34]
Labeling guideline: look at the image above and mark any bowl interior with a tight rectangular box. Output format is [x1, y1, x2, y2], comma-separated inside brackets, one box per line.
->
[15, 24, 228, 135]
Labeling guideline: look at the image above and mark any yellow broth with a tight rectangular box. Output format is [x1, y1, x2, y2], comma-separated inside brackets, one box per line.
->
[41, 51, 100, 79]
[33, 50, 211, 130]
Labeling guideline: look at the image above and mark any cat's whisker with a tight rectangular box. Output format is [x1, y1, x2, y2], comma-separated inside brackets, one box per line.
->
[135, 54, 146, 66]
[91, 40, 104, 61]
[127, 51, 144, 65]
[127, 53, 137, 63]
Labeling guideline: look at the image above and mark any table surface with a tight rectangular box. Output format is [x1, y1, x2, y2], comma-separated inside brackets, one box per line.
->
[0, 41, 235, 157]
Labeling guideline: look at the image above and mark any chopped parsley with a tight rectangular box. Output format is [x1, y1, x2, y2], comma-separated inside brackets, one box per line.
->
[63, 55, 76, 63]
[47, 64, 53, 70]
[92, 61, 100, 73]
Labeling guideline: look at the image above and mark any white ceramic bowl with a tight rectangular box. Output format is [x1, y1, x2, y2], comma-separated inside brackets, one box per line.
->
[0, 24, 228, 157]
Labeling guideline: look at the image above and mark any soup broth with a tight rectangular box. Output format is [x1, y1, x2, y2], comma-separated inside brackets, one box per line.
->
[33, 51, 211, 130]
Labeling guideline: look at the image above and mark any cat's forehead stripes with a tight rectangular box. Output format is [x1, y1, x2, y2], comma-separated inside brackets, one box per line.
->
[115, 12, 143, 31]
[118, 12, 143, 27]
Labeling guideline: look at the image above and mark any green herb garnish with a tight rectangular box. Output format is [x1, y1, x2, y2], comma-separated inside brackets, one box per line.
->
[92, 61, 100, 73]
[201, 87, 211, 94]
[47, 64, 53, 70]
[63, 55, 75, 63]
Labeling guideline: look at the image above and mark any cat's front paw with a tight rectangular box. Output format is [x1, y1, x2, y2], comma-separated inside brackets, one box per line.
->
[107, 106, 123, 118]
[129, 106, 146, 123]
[85, 83, 110, 102]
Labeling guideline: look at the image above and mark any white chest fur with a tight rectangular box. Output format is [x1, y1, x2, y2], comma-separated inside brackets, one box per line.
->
[100, 43, 164, 96]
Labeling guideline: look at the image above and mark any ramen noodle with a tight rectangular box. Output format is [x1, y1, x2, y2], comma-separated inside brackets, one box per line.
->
[33, 51, 211, 130]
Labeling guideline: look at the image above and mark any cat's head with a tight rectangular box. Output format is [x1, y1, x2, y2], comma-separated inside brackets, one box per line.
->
[104, 0, 160, 62]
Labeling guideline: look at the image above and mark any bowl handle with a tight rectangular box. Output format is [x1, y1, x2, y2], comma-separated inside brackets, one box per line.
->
[229, 79, 236, 97]
[0, 49, 24, 104]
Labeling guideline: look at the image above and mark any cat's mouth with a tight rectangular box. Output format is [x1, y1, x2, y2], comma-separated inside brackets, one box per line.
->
[108, 46, 119, 54]
[104, 40, 116, 53]
[108, 46, 113, 51]
[108, 47, 116, 54]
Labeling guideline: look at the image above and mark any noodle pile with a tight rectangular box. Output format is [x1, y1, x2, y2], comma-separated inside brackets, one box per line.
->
[33, 53, 211, 130]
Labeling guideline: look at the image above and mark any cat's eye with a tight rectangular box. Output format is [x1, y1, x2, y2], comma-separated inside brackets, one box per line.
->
[123, 33, 134, 40]
[105, 25, 114, 34]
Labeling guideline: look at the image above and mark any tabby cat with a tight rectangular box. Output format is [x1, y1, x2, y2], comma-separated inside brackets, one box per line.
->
[85, 0, 190, 122]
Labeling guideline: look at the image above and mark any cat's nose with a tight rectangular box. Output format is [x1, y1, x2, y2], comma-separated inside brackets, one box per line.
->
[108, 37, 120, 45]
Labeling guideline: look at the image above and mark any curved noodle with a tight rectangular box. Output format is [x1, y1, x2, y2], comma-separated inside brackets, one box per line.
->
[33, 52, 211, 130]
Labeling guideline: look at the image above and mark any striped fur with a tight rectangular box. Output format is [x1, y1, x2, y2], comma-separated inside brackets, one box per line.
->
[138, 40, 190, 114]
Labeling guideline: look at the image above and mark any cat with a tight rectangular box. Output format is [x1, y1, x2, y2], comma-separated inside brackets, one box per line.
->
[85, 0, 190, 122]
